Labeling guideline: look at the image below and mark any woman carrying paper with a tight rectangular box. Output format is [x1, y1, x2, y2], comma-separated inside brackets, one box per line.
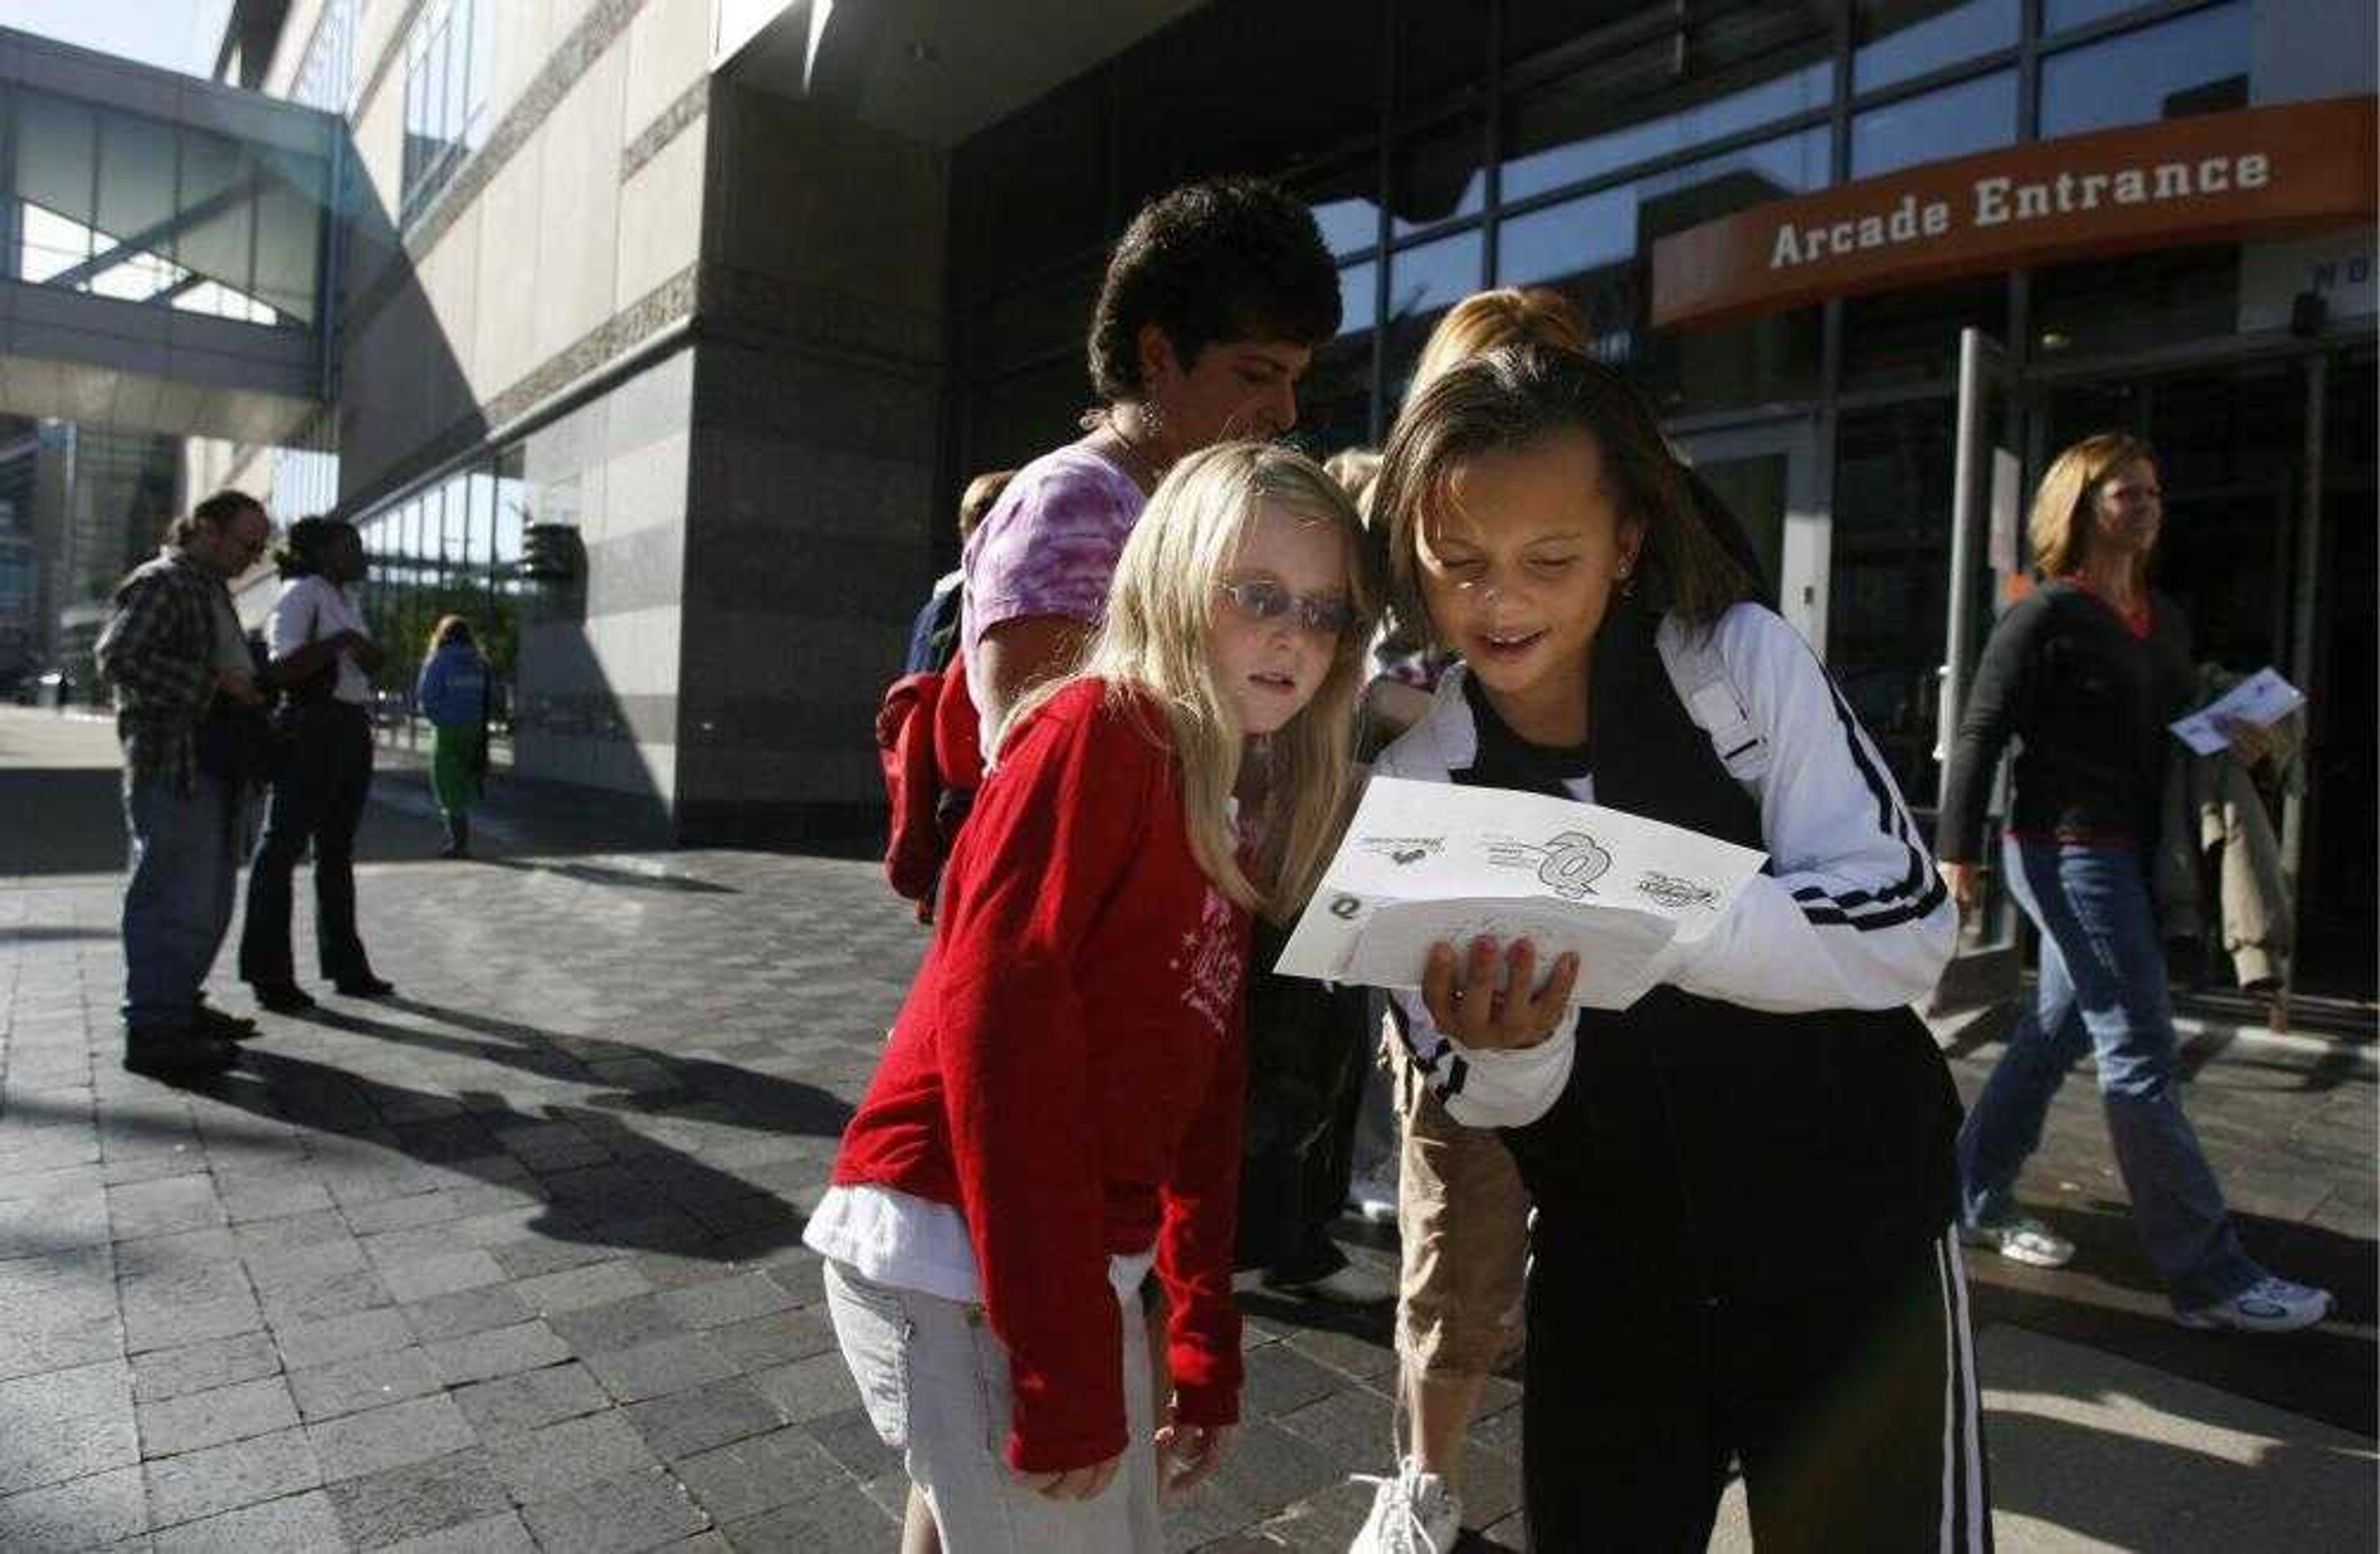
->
[1937, 432, 2330, 1335]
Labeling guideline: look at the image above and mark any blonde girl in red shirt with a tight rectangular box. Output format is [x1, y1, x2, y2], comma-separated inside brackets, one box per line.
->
[806, 440, 1380, 1553]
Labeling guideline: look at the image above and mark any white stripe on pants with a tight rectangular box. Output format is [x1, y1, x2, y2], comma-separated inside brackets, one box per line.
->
[823, 1260, 1160, 1553]
[1936, 1235, 1991, 1553]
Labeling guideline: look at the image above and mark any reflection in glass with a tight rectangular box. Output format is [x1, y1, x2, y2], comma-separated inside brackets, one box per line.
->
[1841, 276, 2009, 390]
[1498, 128, 1828, 411]
[1383, 230, 1484, 402]
[1501, 17, 1832, 206]
[1390, 115, 1488, 237]
[1854, 0, 2020, 94]
[2042, 0, 2152, 34]
[1336, 261, 1378, 339]
[1298, 158, 1383, 257]
[1850, 71, 2019, 177]
[2039, 2, 2249, 139]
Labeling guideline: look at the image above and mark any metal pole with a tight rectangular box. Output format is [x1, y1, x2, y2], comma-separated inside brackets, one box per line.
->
[1936, 327, 1988, 805]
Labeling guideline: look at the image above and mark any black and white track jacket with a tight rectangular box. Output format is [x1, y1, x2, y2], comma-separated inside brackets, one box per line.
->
[1377, 599, 1963, 1296]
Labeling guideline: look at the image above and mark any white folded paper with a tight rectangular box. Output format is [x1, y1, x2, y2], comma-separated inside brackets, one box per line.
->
[1275, 776, 1767, 1010]
[2169, 667, 2304, 756]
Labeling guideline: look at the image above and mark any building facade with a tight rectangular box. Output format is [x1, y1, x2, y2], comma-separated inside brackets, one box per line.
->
[199, 0, 2374, 990]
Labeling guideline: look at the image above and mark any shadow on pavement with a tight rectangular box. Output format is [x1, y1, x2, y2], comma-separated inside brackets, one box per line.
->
[477, 859, 739, 895]
[187, 1042, 827, 1262]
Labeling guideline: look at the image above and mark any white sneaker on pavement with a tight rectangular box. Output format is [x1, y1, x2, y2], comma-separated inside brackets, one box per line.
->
[1346, 1173, 1398, 1224]
[2175, 1275, 2332, 1333]
[1959, 1212, 2075, 1268]
[1348, 1457, 1461, 1554]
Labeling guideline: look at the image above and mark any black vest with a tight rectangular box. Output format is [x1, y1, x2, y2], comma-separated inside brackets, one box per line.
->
[1454, 597, 1962, 1302]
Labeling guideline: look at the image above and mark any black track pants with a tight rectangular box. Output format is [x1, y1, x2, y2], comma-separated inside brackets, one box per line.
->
[1520, 1236, 1991, 1553]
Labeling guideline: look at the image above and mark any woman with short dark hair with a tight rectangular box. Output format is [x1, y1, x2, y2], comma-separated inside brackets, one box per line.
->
[961, 175, 1342, 748]
[239, 517, 393, 1011]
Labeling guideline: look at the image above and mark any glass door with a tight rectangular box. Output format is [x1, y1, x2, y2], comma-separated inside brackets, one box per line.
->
[1675, 416, 1825, 652]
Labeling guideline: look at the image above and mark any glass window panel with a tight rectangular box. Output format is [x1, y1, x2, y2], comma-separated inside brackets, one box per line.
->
[1382, 229, 1484, 404]
[1499, 129, 1828, 410]
[18, 206, 91, 282]
[468, 468, 496, 573]
[251, 162, 322, 325]
[443, 9, 470, 143]
[443, 475, 471, 568]
[1501, 7, 1833, 204]
[1297, 156, 1382, 258]
[494, 446, 526, 566]
[2032, 242, 2240, 356]
[1854, 0, 2021, 94]
[15, 90, 97, 226]
[1336, 261, 1379, 339]
[467, 0, 495, 149]
[1841, 275, 2009, 390]
[94, 110, 178, 254]
[1390, 114, 1487, 237]
[2043, 0, 2151, 34]
[2040, 3, 2250, 139]
[1829, 402, 1957, 794]
[1851, 69, 2019, 177]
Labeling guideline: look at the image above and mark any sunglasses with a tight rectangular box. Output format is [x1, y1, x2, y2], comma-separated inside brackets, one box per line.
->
[1219, 577, 1360, 638]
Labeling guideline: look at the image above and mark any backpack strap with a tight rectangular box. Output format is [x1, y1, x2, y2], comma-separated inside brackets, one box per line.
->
[1657, 610, 1772, 791]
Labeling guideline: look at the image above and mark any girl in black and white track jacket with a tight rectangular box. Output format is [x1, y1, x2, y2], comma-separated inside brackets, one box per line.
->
[1361, 343, 1990, 1553]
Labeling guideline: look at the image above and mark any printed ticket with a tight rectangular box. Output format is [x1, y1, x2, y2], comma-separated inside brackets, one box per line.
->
[2169, 667, 2305, 757]
[1275, 776, 1767, 1010]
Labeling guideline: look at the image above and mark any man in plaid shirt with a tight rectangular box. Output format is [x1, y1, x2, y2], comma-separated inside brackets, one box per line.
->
[94, 490, 273, 1078]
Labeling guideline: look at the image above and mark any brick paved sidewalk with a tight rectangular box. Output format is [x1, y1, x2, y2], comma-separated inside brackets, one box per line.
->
[1, 766, 2369, 1548]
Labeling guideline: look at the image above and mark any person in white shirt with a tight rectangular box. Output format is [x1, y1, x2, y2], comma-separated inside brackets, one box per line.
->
[237, 518, 395, 1012]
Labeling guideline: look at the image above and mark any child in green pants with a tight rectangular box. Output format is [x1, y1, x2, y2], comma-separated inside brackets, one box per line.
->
[415, 617, 491, 858]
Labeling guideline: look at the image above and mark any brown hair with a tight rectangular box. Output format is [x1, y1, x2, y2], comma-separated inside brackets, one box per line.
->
[1372, 343, 1752, 641]
[165, 489, 265, 547]
[2029, 432, 2157, 583]
[1406, 288, 1588, 408]
[957, 470, 1015, 543]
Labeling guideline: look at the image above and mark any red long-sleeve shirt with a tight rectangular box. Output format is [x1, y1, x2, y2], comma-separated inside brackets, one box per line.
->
[831, 678, 1250, 1472]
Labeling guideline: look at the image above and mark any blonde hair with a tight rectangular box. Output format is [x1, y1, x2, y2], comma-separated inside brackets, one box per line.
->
[1002, 441, 1380, 920]
[425, 615, 474, 656]
[2029, 432, 2157, 583]
[1406, 288, 1588, 408]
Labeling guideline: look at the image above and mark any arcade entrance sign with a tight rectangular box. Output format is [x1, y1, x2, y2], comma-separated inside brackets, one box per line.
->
[1650, 95, 2377, 329]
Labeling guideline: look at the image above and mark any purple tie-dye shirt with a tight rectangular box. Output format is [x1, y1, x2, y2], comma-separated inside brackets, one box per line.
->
[959, 443, 1145, 746]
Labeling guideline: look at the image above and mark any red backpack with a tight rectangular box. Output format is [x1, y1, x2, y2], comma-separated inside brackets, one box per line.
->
[875, 654, 985, 920]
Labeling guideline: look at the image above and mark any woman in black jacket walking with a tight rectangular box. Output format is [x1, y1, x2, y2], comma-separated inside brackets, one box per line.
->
[1937, 431, 2328, 1333]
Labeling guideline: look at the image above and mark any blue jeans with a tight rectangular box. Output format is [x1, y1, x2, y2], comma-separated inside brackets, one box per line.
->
[1958, 838, 2260, 1309]
[121, 768, 244, 1032]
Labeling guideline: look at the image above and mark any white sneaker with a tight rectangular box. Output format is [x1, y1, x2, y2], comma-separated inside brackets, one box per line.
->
[1959, 1212, 2075, 1268]
[1269, 1260, 1395, 1306]
[1346, 1173, 1398, 1224]
[1348, 1457, 1461, 1554]
[2175, 1275, 2332, 1333]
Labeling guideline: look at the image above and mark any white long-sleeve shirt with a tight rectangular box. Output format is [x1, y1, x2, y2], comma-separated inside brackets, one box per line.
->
[1377, 602, 1956, 1129]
